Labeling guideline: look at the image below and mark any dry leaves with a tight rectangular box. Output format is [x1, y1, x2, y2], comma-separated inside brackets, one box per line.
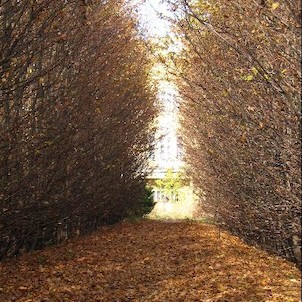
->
[0, 220, 300, 301]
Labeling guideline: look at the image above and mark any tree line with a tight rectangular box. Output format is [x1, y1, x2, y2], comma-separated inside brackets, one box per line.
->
[0, 0, 157, 258]
[166, 0, 301, 265]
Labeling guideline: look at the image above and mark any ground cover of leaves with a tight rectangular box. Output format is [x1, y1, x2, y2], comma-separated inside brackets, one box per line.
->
[0, 220, 300, 302]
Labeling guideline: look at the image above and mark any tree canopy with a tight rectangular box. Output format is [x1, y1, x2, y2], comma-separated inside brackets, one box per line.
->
[0, 0, 158, 258]
[165, 0, 301, 265]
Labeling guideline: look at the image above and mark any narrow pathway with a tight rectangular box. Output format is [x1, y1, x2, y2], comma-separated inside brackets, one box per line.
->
[0, 220, 300, 301]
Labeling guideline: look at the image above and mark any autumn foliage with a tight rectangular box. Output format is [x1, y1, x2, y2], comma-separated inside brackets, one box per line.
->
[166, 0, 301, 265]
[0, 220, 300, 301]
[0, 1, 157, 258]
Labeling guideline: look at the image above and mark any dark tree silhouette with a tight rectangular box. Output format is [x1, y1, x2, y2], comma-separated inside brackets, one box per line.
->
[166, 0, 301, 265]
[0, 0, 157, 258]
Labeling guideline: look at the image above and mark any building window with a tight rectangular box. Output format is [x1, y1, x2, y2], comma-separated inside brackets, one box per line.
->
[160, 143, 165, 159]
[177, 140, 183, 160]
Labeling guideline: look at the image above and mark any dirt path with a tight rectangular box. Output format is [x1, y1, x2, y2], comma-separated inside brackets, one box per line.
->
[0, 220, 300, 301]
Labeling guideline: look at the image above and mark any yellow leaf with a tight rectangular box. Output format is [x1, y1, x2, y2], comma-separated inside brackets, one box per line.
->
[222, 90, 229, 97]
[251, 67, 258, 75]
[261, 279, 268, 285]
[243, 74, 254, 81]
[217, 284, 227, 292]
[264, 74, 271, 81]
[271, 2, 279, 10]
[241, 131, 247, 143]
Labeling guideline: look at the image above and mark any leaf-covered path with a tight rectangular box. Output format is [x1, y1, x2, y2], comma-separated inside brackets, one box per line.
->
[0, 220, 300, 302]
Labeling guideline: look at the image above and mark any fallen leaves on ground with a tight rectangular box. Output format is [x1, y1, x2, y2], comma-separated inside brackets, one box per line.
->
[0, 220, 300, 301]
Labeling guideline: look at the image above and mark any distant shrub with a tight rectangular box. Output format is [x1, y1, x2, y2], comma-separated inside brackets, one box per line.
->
[138, 187, 155, 217]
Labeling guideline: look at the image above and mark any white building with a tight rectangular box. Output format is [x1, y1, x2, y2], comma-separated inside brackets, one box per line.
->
[146, 81, 185, 205]
[148, 81, 183, 179]
[146, 81, 198, 220]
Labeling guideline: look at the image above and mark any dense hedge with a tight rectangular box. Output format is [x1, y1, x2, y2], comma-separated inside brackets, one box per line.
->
[167, 0, 301, 265]
[0, 1, 157, 258]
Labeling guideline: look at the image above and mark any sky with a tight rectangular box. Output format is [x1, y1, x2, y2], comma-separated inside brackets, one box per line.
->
[137, 0, 172, 37]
